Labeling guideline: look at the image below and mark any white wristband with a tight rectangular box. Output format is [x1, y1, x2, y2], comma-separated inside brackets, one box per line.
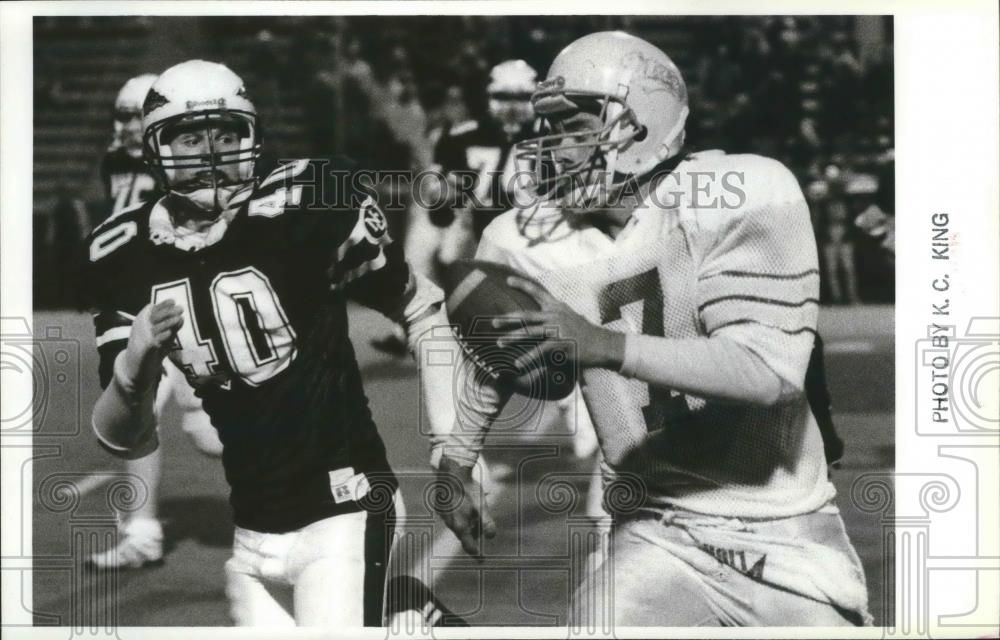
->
[430, 444, 479, 470]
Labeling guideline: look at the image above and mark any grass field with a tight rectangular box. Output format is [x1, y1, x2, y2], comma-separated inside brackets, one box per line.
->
[29, 304, 894, 628]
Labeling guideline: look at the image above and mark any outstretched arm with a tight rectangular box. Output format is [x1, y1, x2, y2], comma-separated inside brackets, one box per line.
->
[92, 300, 183, 458]
[384, 268, 508, 558]
[426, 355, 507, 558]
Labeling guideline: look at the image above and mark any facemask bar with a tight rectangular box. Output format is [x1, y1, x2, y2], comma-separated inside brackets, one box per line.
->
[514, 92, 640, 205]
[143, 108, 260, 193]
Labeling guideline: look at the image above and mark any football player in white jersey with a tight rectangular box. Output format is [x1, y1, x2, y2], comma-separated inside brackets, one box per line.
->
[87, 74, 224, 570]
[430, 32, 871, 627]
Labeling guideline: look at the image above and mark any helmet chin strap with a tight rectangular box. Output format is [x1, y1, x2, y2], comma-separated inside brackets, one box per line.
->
[173, 184, 241, 216]
[642, 105, 690, 175]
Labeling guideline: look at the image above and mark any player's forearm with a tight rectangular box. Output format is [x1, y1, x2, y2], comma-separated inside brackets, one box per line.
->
[405, 298, 505, 469]
[613, 334, 787, 407]
[408, 303, 459, 435]
[92, 352, 159, 458]
[430, 372, 506, 469]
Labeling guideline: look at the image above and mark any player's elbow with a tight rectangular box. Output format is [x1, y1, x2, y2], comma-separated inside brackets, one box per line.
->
[92, 416, 157, 460]
[741, 382, 783, 408]
[737, 367, 805, 408]
[752, 376, 805, 408]
[91, 389, 158, 459]
[726, 339, 806, 407]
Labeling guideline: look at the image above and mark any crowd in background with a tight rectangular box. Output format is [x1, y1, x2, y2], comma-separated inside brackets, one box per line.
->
[34, 16, 895, 307]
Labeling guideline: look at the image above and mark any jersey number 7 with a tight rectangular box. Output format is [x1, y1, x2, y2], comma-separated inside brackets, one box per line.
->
[152, 267, 297, 388]
[598, 268, 692, 433]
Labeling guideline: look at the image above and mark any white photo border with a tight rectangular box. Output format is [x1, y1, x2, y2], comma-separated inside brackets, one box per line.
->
[2, 1, 997, 638]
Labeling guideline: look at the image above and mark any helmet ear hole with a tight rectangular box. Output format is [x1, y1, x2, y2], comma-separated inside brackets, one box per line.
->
[633, 125, 648, 142]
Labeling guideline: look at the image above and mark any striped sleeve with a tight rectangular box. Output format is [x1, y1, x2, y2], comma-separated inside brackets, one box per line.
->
[92, 303, 136, 389]
[85, 234, 138, 389]
[696, 186, 819, 389]
[333, 196, 411, 315]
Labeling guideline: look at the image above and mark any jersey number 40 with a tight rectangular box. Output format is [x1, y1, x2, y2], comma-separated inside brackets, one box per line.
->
[152, 267, 297, 388]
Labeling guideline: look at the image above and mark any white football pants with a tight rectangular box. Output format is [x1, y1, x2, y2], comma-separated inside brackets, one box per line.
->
[224, 491, 401, 627]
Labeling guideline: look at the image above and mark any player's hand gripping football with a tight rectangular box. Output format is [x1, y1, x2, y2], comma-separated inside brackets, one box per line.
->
[433, 456, 496, 560]
[123, 300, 184, 393]
[492, 277, 626, 371]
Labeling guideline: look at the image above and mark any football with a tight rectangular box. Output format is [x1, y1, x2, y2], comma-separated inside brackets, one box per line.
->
[441, 260, 577, 401]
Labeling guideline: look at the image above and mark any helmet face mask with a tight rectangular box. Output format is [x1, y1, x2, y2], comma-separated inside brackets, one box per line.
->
[145, 110, 257, 184]
[141, 60, 261, 215]
[516, 91, 643, 210]
[516, 31, 689, 213]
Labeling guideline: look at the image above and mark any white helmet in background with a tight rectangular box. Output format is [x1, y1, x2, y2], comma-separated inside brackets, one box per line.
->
[142, 60, 260, 211]
[111, 73, 157, 157]
[516, 31, 689, 209]
[487, 59, 537, 134]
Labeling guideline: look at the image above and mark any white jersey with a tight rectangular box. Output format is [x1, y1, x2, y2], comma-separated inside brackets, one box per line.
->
[476, 151, 835, 518]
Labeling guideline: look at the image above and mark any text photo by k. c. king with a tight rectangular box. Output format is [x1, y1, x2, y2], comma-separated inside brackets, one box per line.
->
[27, 14, 895, 630]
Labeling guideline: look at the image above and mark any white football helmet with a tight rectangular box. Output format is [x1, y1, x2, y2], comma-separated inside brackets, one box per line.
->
[111, 74, 157, 157]
[515, 31, 689, 209]
[487, 60, 537, 134]
[142, 60, 260, 210]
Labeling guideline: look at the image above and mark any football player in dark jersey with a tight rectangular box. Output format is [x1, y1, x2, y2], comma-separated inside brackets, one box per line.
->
[101, 74, 161, 221]
[87, 60, 461, 627]
[419, 59, 538, 265]
[87, 73, 225, 571]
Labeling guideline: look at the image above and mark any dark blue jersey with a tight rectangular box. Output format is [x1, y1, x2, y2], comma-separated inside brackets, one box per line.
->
[430, 119, 533, 233]
[86, 157, 406, 532]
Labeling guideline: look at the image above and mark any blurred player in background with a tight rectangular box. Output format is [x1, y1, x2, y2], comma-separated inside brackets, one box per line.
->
[431, 32, 870, 627]
[87, 73, 223, 570]
[86, 60, 462, 627]
[854, 148, 895, 263]
[375, 60, 540, 356]
[99, 74, 160, 221]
